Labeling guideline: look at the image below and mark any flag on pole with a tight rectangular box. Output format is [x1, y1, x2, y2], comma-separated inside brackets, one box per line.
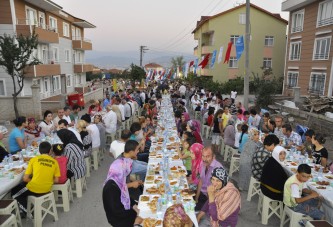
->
[235, 35, 244, 61]
[224, 42, 233, 63]
[198, 54, 210, 69]
[217, 46, 224, 64]
[194, 59, 199, 74]
[189, 60, 194, 68]
[184, 63, 189, 78]
[210, 50, 217, 68]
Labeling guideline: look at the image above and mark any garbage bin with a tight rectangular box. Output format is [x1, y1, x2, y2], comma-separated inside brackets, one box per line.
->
[67, 93, 85, 109]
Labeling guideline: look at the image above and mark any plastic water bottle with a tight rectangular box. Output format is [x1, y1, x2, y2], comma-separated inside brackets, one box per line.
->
[156, 198, 163, 218]
[318, 167, 324, 180]
[19, 152, 24, 165]
[8, 154, 13, 168]
[167, 191, 173, 206]
[305, 153, 309, 164]
[176, 192, 182, 204]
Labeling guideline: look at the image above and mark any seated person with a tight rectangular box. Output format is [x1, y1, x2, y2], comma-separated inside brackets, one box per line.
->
[52, 144, 68, 184]
[283, 164, 324, 220]
[11, 142, 60, 216]
[260, 146, 288, 201]
[0, 132, 8, 162]
[197, 167, 241, 227]
[176, 138, 192, 177]
[102, 154, 142, 227]
[24, 118, 43, 146]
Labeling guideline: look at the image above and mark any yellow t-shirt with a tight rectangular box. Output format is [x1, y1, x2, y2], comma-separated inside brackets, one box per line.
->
[222, 113, 230, 129]
[25, 154, 60, 193]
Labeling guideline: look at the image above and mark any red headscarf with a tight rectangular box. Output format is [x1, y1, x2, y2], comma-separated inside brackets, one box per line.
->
[190, 143, 204, 185]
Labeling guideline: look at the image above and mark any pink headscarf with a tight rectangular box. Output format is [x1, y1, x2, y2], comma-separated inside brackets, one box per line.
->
[190, 143, 204, 185]
[104, 157, 133, 210]
[182, 112, 190, 122]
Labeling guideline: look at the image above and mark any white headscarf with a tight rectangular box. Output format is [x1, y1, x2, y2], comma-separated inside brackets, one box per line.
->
[272, 145, 286, 165]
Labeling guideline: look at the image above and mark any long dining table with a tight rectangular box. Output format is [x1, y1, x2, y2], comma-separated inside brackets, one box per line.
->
[137, 95, 199, 227]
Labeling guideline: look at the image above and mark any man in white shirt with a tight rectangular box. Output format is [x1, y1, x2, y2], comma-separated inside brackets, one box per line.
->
[140, 90, 146, 105]
[115, 97, 125, 122]
[230, 90, 237, 104]
[179, 84, 186, 96]
[53, 108, 64, 129]
[122, 99, 132, 120]
[191, 95, 200, 110]
[109, 130, 131, 158]
[103, 105, 117, 134]
[81, 114, 100, 149]
[57, 119, 83, 143]
[63, 106, 73, 126]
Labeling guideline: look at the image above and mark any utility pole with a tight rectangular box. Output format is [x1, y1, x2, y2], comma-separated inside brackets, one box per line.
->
[140, 45, 148, 67]
[243, 0, 250, 109]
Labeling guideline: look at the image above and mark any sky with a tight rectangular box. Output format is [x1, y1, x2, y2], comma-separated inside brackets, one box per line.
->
[53, 0, 288, 57]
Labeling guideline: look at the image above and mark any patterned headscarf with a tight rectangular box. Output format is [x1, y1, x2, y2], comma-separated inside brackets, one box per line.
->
[163, 204, 191, 227]
[25, 117, 41, 137]
[212, 167, 229, 187]
[104, 157, 133, 210]
[190, 143, 204, 185]
[248, 128, 259, 140]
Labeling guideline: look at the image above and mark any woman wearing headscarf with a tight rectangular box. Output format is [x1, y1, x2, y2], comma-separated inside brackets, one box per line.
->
[223, 117, 236, 147]
[177, 112, 190, 137]
[260, 145, 288, 201]
[24, 117, 43, 146]
[102, 157, 139, 227]
[186, 120, 203, 145]
[197, 167, 241, 227]
[163, 204, 192, 227]
[239, 128, 262, 191]
[57, 129, 86, 180]
[189, 142, 204, 186]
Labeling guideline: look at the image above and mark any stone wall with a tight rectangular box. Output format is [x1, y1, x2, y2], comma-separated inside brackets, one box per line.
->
[0, 96, 35, 121]
[83, 88, 103, 104]
[40, 101, 63, 118]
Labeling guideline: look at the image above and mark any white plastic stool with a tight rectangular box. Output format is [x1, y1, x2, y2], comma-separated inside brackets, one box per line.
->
[0, 214, 17, 227]
[91, 147, 100, 170]
[84, 156, 91, 177]
[27, 192, 58, 227]
[105, 133, 116, 147]
[224, 145, 232, 161]
[247, 176, 261, 201]
[98, 147, 105, 162]
[125, 120, 130, 130]
[220, 139, 226, 156]
[0, 200, 22, 227]
[194, 111, 201, 120]
[71, 177, 87, 198]
[257, 192, 283, 225]
[280, 205, 313, 227]
[52, 179, 73, 212]
[229, 154, 240, 177]
[202, 125, 211, 139]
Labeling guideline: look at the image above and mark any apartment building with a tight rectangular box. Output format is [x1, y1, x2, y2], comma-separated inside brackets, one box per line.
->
[0, 0, 95, 101]
[282, 0, 333, 97]
[192, 3, 288, 83]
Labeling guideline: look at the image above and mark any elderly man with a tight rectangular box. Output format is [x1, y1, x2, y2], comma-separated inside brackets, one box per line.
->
[63, 106, 73, 126]
[282, 124, 302, 149]
[274, 115, 284, 139]
[103, 105, 117, 134]
[53, 108, 64, 129]
[195, 146, 223, 211]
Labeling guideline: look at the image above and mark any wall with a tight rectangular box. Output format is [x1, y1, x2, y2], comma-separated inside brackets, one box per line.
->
[83, 88, 103, 104]
[0, 96, 35, 121]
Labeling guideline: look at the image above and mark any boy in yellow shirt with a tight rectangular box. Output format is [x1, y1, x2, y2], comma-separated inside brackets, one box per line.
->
[12, 141, 60, 217]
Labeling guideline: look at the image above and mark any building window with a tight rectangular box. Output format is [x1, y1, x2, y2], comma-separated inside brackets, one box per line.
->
[0, 80, 5, 96]
[317, 0, 333, 27]
[291, 10, 304, 33]
[313, 37, 331, 60]
[52, 76, 60, 91]
[264, 36, 274, 46]
[289, 42, 301, 60]
[263, 58, 272, 68]
[65, 50, 71, 62]
[239, 13, 246, 24]
[76, 74, 82, 85]
[63, 22, 70, 37]
[230, 35, 239, 45]
[228, 57, 238, 68]
[52, 47, 59, 63]
[49, 16, 57, 32]
[25, 7, 37, 25]
[287, 72, 299, 87]
[309, 73, 326, 95]
[66, 75, 72, 87]
[44, 77, 49, 92]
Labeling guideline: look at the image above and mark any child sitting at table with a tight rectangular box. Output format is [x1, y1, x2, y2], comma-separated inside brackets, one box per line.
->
[177, 137, 192, 177]
[283, 164, 325, 220]
[11, 141, 60, 217]
[52, 143, 68, 184]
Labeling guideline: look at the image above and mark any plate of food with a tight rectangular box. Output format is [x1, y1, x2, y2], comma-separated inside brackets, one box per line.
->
[325, 175, 333, 180]
[181, 189, 196, 197]
[142, 218, 162, 227]
[146, 175, 155, 181]
[172, 155, 180, 160]
[316, 186, 326, 189]
[139, 195, 150, 203]
[316, 181, 330, 185]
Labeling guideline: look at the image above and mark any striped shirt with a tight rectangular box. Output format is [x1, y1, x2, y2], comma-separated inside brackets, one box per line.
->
[64, 143, 86, 180]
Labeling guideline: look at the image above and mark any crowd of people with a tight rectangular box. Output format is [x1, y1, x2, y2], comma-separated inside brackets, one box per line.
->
[1, 79, 332, 226]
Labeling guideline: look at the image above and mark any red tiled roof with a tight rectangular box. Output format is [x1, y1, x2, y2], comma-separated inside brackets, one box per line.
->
[108, 69, 122, 74]
[192, 3, 288, 33]
[144, 63, 163, 68]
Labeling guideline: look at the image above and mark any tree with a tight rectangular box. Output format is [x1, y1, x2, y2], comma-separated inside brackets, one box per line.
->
[171, 56, 185, 72]
[0, 32, 40, 118]
[130, 63, 145, 81]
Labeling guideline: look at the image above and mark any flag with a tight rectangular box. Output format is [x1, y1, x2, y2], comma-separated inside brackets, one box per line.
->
[235, 35, 244, 61]
[217, 46, 224, 64]
[224, 42, 233, 64]
[194, 59, 199, 74]
[198, 54, 210, 69]
[112, 79, 117, 91]
[210, 50, 217, 68]
[189, 60, 194, 68]
[184, 63, 189, 78]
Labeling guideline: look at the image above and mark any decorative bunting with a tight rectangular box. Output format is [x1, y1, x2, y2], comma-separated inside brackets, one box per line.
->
[217, 46, 224, 64]
[235, 36, 244, 61]
[210, 50, 217, 68]
[224, 41, 233, 64]
[198, 53, 210, 69]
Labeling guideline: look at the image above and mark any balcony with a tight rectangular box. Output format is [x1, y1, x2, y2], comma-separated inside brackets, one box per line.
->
[16, 19, 59, 43]
[74, 64, 93, 73]
[24, 61, 61, 77]
[282, 0, 316, 11]
[72, 37, 92, 50]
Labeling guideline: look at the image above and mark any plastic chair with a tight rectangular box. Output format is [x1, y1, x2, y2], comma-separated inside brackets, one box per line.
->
[84, 156, 91, 177]
[0, 214, 17, 227]
[247, 176, 261, 201]
[0, 200, 22, 227]
[52, 179, 73, 212]
[280, 206, 312, 227]
[257, 192, 283, 225]
[91, 147, 100, 170]
[220, 138, 226, 156]
[27, 192, 58, 227]
[71, 177, 87, 198]
[229, 154, 240, 177]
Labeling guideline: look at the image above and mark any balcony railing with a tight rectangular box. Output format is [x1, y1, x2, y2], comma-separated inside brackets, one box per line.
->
[289, 54, 300, 60]
[72, 36, 92, 50]
[16, 19, 58, 33]
[291, 26, 303, 33]
[40, 89, 61, 100]
[313, 53, 329, 60]
[318, 17, 333, 27]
